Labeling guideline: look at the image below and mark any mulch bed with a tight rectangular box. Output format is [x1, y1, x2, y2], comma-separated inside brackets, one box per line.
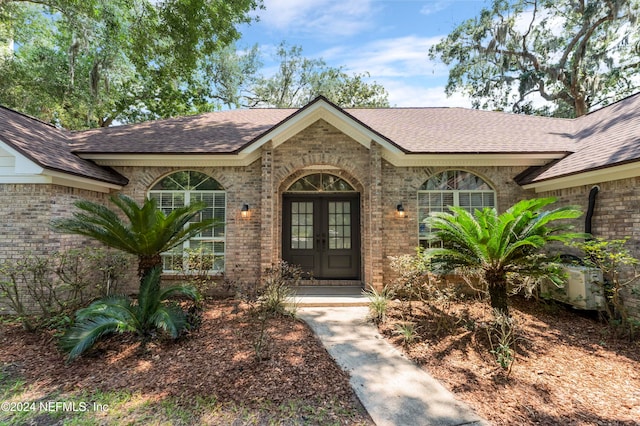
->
[379, 295, 640, 425]
[0, 300, 369, 419]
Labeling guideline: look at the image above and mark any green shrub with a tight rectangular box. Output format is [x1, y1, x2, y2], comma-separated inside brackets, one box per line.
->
[394, 321, 419, 346]
[60, 266, 200, 361]
[0, 248, 129, 331]
[364, 286, 393, 324]
[259, 261, 302, 316]
[571, 238, 640, 339]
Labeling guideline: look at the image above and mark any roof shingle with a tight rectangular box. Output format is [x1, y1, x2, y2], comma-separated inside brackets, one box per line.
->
[3, 91, 640, 187]
[517, 92, 640, 184]
[70, 104, 578, 155]
[0, 106, 127, 185]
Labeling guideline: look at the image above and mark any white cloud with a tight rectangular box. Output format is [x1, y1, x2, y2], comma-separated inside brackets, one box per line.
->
[320, 35, 448, 79]
[381, 80, 473, 108]
[314, 35, 473, 107]
[420, 1, 452, 16]
[255, 0, 377, 38]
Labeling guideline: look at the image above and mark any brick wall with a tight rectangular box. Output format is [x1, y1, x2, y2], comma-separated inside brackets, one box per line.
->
[0, 184, 112, 261]
[270, 119, 379, 286]
[379, 164, 536, 285]
[0, 184, 132, 313]
[110, 120, 539, 291]
[538, 178, 640, 317]
[113, 163, 264, 289]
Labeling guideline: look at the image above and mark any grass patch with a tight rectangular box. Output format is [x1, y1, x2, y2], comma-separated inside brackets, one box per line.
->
[0, 370, 368, 425]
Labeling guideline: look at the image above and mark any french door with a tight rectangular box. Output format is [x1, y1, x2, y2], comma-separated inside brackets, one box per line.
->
[282, 194, 360, 279]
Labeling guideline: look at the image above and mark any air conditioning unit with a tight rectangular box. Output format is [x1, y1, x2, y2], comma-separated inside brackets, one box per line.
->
[539, 265, 606, 310]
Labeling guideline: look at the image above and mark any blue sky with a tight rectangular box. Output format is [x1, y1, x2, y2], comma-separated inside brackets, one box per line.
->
[237, 0, 491, 107]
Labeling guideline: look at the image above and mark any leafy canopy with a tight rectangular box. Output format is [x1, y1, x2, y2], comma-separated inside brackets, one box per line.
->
[429, 0, 640, 117]
[245, 42, 390, 108]
[0, 0, 262, 129]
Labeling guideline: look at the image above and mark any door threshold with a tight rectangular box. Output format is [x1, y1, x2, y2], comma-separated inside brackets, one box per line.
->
[298, 279, 363, 287]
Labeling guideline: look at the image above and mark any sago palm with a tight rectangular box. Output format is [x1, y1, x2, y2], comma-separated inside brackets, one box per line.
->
[424, 197, 583, 315]
[60, 267, 199, 360]
[52, 194, 216, 280]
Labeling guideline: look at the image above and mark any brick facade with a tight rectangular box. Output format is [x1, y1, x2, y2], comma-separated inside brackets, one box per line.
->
[0, 184, 111, 261]
[380, 164, 535, 283]
[538, 178, 640, 317]
[106, 120, 539, 290]
[2, 114, 639, 317]
[0, 184, 137, 312]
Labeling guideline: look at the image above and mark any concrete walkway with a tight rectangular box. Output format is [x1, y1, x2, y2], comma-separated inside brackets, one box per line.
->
[298, 306, 488, 426]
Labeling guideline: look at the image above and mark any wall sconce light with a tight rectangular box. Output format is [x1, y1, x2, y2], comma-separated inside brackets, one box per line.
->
[396, 203, 406, 218]
[241, 204, 250, 219]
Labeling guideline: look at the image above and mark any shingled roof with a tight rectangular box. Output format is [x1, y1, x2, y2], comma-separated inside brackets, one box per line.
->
[516, 92, 640, 185]
[70, 100, 577, 155]
[0, 106, 127, 185]
[70, 109, 296, 154]
[3, 92, 640, 188]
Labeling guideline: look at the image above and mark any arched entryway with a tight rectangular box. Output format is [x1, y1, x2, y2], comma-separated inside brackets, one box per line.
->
[282, 173, 361, 280]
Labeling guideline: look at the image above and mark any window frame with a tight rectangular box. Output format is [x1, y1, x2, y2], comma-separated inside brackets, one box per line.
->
[417, 170, 496, 247]
[148, 171, 226, 275]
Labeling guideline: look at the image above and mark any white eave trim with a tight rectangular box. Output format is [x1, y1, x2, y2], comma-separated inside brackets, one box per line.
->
[45, 170, 123, 193]
[522, 162, 640, 192]
[78, 150, 262, 167]
[239, 100, 404, 155]
[382, 151, 567, 167]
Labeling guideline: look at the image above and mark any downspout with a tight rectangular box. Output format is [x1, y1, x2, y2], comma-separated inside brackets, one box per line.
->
[585, 185, 600, 239]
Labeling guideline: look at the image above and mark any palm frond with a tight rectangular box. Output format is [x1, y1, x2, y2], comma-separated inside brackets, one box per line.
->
[60, 316, 131, 360]
[159, 284, 201, 302]
[75, 295, 135, 323]
[149, 304, 187, 339]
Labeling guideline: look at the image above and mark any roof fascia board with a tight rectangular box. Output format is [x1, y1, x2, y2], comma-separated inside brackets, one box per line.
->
[522, 162, 640, 192]
[382, 152, 567, 167]
[240, 100, 403, 155]
[79, 151, 262, 168]
[46, 170, 122, 193]
[0, 140, 44, 174]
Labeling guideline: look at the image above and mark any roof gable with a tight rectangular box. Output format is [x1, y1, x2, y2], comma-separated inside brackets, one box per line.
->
[238, 96, 405, 155]
[3, 91, 640, 189]
[0, 106, 127, 186]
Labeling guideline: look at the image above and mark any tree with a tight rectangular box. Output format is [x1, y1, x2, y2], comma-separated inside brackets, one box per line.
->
[245, 42, 389, 108]
[429, 0, 640, 117]
[0, 0, 262, 129]
[60, 266, 200, 360]
[52, 193, 217, 361]
[51, 194, 217, 282]
[424, 198, 583, 315]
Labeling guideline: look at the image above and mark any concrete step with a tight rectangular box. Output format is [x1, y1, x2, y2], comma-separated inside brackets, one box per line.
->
[290, 285, 369, 307]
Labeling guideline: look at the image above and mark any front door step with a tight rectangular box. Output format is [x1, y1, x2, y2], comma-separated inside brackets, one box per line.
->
[290, 285, 369, 307]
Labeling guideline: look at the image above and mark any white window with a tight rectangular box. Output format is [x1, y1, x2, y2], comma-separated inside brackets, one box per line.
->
[148, 171, 226, 273]
[418, 170, 495, 247]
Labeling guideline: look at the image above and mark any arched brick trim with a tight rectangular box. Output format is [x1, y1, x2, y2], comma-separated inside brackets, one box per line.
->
[278, 167, 365, 194]
[274, 154, 367, 191]
[146, 168, 229, 191]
